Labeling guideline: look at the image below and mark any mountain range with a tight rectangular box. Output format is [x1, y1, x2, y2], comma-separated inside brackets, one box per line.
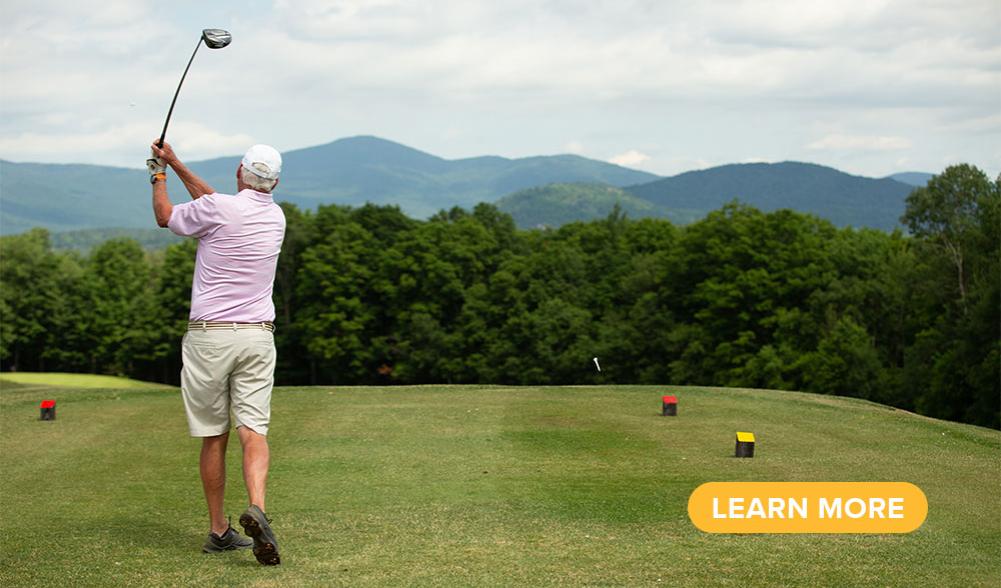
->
[0, 135, 925, 236]
[623, 162, 915, 231]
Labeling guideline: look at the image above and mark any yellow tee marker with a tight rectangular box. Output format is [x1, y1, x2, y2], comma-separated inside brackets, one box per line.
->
[736, 431, 755, 458]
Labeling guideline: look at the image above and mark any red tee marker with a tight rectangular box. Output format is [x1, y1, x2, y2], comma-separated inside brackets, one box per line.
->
[39, 400, 56, 421]
[662, 395, 678, 416]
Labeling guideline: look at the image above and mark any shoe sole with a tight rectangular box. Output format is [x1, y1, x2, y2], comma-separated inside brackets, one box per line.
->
[239, 512, 281, 565]
[202, 546, 246, 553]
[203, 542, 252, 554]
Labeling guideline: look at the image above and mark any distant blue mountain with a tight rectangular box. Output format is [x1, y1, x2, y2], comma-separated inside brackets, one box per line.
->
[0, 161, 151, 234]
[886, 172, 934, 187]
[623, 162, 917, 230]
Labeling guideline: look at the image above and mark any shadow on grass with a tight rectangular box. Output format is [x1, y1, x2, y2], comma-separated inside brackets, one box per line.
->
[100, 515, 209, 556]
[105, 517, 281, 568]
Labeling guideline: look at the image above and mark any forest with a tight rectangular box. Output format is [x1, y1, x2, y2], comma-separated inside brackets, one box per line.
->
[1, 164, 997, 428]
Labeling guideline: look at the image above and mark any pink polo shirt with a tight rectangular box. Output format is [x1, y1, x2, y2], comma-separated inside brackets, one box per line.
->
[167, 189, 286, 322]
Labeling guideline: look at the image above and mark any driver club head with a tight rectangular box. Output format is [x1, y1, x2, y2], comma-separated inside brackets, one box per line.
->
[201, 29, 232, 49]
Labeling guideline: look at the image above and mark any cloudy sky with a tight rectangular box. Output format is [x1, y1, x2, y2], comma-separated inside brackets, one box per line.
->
[1, 0, 998, 178]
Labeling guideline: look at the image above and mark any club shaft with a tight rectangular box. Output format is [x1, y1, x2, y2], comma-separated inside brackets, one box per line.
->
[157, 37, 204, 148]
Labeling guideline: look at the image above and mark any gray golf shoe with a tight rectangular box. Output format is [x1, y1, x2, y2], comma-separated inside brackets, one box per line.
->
[239, 504, 281, 565]
[202, 525, 253, 553]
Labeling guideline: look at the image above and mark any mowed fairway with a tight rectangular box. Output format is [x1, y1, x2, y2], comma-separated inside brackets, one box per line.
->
[1, 383, 999, 587]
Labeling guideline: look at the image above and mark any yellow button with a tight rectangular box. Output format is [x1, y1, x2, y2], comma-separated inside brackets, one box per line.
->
[688, 482, 927, 533]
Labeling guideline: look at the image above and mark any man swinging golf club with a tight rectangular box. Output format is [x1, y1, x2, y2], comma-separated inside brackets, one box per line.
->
[150, 140, 286, 565]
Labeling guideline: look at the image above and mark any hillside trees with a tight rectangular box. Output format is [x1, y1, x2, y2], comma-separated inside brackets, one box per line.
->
[901, 165, 1000, 427]
[902, 164, 993, 307]
[86, 239, 164, 375]
[0, 229, 75, 371]
[663, 204, 842, 389]
[153, 239, 197, 381]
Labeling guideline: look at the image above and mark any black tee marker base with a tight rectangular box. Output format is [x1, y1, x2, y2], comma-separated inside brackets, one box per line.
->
[735, 431, 755, 457]
[662, 395, 677, 416]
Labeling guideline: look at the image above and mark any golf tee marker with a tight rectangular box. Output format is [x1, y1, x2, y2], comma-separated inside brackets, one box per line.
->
[39, 400, 56, 421]
[688, 482, 928, 533]
[735, 431, 755, 457]
[662, 395, 677, 416]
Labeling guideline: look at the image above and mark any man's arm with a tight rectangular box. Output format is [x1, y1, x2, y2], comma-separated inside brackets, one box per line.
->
[151, 141, 216, 200]
[152, 173, 173, 227]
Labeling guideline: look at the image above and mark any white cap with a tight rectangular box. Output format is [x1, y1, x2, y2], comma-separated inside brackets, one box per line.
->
[241, 144, 282, 180]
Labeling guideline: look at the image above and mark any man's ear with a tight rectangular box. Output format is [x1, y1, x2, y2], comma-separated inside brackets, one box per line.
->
[273, 178, 280, 189]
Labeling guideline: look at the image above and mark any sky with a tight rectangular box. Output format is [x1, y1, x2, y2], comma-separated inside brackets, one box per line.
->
[1, 0, 998, 178]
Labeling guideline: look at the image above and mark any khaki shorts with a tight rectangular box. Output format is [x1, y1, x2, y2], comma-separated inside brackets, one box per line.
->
[180, 328, 276, 437]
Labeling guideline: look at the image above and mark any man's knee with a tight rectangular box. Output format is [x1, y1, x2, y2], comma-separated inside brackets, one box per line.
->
[201, 431, 230, 454]
[237, 424, 268, 444]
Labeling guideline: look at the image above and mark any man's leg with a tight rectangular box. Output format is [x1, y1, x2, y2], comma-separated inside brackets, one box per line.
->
[237, 425, 270, 511]
[237, 428, 279, 567]
[232, 330, 280, 565]
[182, 330, 239, 539]
[200, 432, 230, 536]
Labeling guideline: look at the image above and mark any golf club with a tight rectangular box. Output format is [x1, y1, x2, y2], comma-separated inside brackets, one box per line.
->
[156, 29, 232, 148]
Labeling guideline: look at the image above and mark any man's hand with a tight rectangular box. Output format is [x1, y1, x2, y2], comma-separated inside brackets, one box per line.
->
[151, 140, 179, 167]
[148, 138, 214, 199]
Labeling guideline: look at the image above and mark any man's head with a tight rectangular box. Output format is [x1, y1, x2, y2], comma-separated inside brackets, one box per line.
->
[237, 144, 282, 193]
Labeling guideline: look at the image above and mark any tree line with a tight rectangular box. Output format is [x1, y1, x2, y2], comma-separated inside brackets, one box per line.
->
[1, 164, 997, 428]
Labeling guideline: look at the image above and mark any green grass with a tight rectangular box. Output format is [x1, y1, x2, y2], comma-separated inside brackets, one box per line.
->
[1, 384, 998, 587]
[0, 372, 170, 390]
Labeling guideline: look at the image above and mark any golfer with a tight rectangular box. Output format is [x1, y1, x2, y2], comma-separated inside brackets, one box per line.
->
[149, 141, 286, 565]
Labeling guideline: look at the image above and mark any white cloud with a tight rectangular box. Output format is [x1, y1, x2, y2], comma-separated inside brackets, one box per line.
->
[0, 0, 997, 178]
[609, 150, 651, 167]
[0, 122, 254, 167]
[272, 0, 432, 39]
[807, 134, 912, 151]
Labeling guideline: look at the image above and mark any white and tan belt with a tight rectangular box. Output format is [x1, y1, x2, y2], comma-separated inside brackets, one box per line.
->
[188, 321, 275, 332]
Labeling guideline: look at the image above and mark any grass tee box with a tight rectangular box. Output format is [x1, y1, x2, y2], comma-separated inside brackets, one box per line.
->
[1, 384, 999, 587]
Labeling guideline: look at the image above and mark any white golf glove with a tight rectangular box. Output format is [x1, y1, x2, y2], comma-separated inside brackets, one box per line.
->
[147, 148, 167, 184]
[147, 156, 167, 176]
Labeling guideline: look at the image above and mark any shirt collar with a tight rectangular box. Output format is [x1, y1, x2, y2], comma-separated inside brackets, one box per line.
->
[239, 188, 274, 201]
